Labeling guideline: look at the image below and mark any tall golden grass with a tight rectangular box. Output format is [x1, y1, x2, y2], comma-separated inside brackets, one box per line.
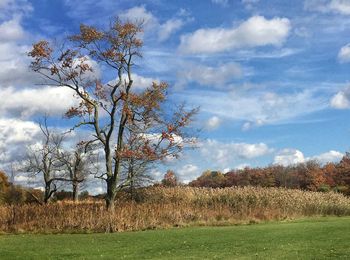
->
[1, 186, 349, 233]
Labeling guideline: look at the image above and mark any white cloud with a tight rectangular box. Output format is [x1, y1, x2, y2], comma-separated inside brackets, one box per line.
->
[338, 43, 350, 63]
[0, 43, 35, 87]
[178, 164, 199, 176]
[0, 17, 24, 42]
[120, 6, 186, 42]
[89, 186, 104, 195]
[274, 149, 305, 166]
[274, 148, 344, 166]
[178, 88, 327, 127]
[241, 119, 265, 131]
[211, 0, 229, 7]
[14, 174, 31, 182]
[131, 74, 159, 90]
[176, 62, 242, 88]
[305, 0, 350, 15]
[330, 86, 350, 109]
[0, 86, 78, 118]
[0, 0, 32, 19]
[106, 73, 158, 93]
[158, 19, 184, 42]
[234, 163, 250, 170]
[309, 150, 343, 164]
[0, 119, 39, 143]
[0, 15, 35, 88]
[0, 118, 40, 163]
[177, 164, 199, 183]
[200, 139, 272, 166]
[294, 27, 310, 38]
[242, 0, 260, 9]
[119, 6, 158, 30]
[205, 116, 222, 130]
[179, 15, 291, 54]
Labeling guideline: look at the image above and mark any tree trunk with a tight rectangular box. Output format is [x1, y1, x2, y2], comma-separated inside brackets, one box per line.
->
[44, 183, 51, 203]
[72, 181, 79, 202]
[105, 177, 117, 212]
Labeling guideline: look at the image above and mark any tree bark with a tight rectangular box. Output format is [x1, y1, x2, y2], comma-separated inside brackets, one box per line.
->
[44, 184, 51, 203]
[72, 181, 79, 202]
[105, 176, 117, 212]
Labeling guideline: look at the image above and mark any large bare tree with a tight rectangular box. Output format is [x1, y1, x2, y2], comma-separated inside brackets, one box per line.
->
[29, 19, 197, 211]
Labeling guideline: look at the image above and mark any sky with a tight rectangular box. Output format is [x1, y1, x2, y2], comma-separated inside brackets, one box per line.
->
[1, 0, 350, 190]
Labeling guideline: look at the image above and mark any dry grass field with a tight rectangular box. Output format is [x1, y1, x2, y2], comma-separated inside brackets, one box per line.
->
[1, 186, 350, 233]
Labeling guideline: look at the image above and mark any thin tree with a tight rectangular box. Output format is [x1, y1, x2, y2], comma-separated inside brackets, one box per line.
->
[29, 19, 197, 211]
[56, 142, 96, 201]
[26, 118, 68, 203]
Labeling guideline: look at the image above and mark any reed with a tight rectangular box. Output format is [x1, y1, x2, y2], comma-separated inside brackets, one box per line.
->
[1, 186, 349, 233]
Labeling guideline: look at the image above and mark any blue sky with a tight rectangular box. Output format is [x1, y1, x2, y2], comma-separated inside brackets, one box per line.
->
[1, 0, 350, 188]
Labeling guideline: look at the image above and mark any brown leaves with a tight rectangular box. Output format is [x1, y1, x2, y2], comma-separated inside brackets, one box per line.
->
[28, 40, 52, 59]
[70, 24, 104, 44]
[65, 107, 82, 119]
[129, 82, 167, 111]
[65, 96, 95, 119]
[117, 143, 157, 161]
[115, 21, 142, 41]
[50, 66, 59, 75]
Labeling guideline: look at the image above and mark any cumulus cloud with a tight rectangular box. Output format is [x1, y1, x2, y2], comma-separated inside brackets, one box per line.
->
[120, 6, 186, 42]
[330, 86, 350, 109]
[130, 73, 159, 90]
[338, 43, 350, 63]
[177, 164, 199, 183]
[0, 118, 40, 163]
[0, 86, 78, 118]
[178, 15, 291, 54]
[200, 139, 272, 166]
[0, 44, 35, 87]
[0, 15, 36, 88]
[309, 150, 343, 164]
[177, 88, 327, 127]
[205, 116, 222, 130]
[0, 17, 25, 42]
[100, 73, 158, 94]
[119, 6, 158, 30]
[158, 19, 184, 42]
[274, 149, 305, 166]
[274, 149, 343, 166]
[176, 62, 242, 88]
[305, 0, 350, 15]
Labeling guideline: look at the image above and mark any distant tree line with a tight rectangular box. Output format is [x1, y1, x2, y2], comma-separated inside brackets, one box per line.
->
[188, 154, 350, 195]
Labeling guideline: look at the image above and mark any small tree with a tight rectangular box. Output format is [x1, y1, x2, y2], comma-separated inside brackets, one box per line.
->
[161, 170, 179, 187]
[25, 118, 67, 203]
[29, 19, 197, 211]
[0, 171, 10, 204]
[56, 142, 95, 201]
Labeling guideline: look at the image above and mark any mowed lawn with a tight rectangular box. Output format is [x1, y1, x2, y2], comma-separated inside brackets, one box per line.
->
[1, 217, 349, 259]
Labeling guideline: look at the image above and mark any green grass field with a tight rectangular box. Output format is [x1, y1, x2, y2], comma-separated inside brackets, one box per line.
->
[1, 217, 349, 259]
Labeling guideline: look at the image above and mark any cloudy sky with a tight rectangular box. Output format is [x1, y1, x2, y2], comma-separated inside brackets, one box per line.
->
[1, 0, 350, 186]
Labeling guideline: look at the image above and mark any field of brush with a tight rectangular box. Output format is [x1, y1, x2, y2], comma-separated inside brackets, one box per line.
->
[1, 217, 350, 259]
[1, 186, 350, 233]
